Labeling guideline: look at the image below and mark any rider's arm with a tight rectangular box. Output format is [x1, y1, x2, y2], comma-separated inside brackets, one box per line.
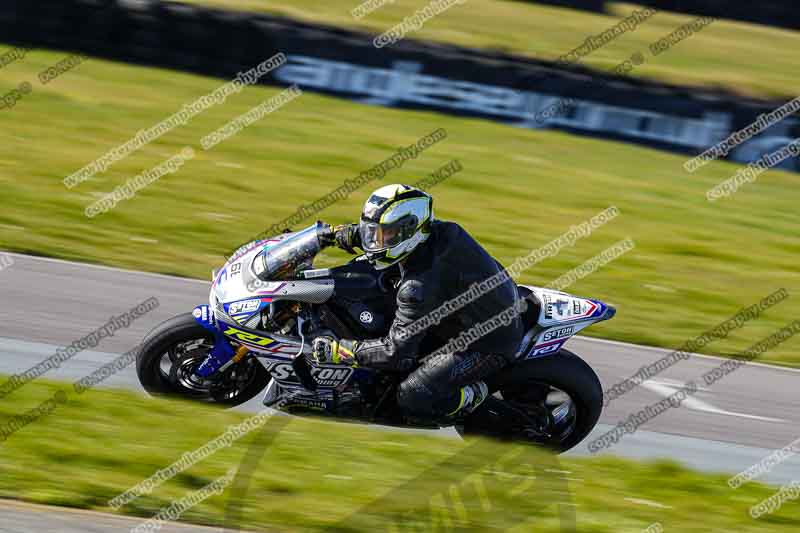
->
[341, 277, 429, 370]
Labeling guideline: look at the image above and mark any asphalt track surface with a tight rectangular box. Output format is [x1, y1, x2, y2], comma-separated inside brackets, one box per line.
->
[0, 499, 252, 533]
[0, 252, 798, 530]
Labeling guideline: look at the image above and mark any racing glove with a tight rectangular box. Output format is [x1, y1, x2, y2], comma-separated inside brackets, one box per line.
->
[310, 336, 359, 366]
[334, 223, 362, 254]
[318, 222, 336, 248]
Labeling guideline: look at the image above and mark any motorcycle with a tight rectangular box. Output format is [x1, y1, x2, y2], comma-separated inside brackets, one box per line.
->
[136, 222, 614, 452]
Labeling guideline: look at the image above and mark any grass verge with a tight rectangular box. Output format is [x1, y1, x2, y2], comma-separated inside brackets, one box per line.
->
[1, 377, 798, 532]
[0, 47, 798, 364]
[178, 0, 800, 99]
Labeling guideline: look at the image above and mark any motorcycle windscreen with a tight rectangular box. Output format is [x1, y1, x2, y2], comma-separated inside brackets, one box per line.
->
[253, 224, 321, 280]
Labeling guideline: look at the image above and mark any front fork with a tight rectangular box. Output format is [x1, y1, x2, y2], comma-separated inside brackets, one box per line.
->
[192, 304, 238, 378]
[191, 304, 311, 382]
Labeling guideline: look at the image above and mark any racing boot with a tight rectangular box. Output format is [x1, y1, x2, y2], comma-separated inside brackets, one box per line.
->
[448, 381, 489, 418]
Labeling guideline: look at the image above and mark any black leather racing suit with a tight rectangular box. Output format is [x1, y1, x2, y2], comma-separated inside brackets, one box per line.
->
[340, 220, 525, 419]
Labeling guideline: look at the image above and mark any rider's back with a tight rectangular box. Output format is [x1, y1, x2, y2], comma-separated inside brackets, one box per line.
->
[402, 220, 524, 357]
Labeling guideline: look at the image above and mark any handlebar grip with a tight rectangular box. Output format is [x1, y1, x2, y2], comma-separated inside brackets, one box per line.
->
[316, 222, 336, 249]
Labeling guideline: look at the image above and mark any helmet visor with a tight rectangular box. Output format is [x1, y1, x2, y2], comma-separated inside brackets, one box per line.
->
[359, 217, 413, 252]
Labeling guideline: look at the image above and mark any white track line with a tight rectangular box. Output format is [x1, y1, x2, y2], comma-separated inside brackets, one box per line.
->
[641, 379, 786, 423]
[573, 335, 800, 374]
[0, 498, 257, 532]
[2, 252, 209, 285]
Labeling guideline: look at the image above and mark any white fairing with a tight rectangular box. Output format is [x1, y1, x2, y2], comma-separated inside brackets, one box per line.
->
[210, 239, 333, 325]
[518, 286, 614, 360]
[212, 242, 269, 307]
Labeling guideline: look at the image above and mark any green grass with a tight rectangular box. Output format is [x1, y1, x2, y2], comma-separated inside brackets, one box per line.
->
[177, 0, 800, 99]
[0, 47, 799, 365]
[1, 377, 798, 532]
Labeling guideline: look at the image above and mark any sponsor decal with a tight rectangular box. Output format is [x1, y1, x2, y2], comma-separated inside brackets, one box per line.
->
[526, 341, 564, 359]
[268, 362, 353, 388]
[572, 300, 599, 320]
[288, 398, 328, 410]
[228, 299, 261, 315]
[543, 326, 575, 342]
[539, 290, 599, 322]
[223, 326, 275, 347]
[303, 268, 330, 279]
[193, 305, 211, 323]
[544, 295, 572, 320]
[359, 310, 374, 324]
[274, 54, 738, 165]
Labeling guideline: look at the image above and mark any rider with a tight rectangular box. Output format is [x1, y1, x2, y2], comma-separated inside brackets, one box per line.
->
[314, 184, 525, 422]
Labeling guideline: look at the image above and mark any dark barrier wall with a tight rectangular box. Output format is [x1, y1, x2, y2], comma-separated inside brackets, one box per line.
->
[524, 0, 800, 30]
[2, 0, 798, 172]
[634, 1, 800, 30]
[518, 0, 606, 12]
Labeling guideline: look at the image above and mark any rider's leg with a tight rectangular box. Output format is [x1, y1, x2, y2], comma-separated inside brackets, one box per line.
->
[397, 351, 508, 420]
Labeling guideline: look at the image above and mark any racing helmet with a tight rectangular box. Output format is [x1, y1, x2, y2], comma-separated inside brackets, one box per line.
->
[359, 184, 433, 270]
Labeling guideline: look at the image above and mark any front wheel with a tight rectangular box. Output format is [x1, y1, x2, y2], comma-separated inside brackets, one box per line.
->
[465, 349, 603, 453]
[136, 313, 270, 407]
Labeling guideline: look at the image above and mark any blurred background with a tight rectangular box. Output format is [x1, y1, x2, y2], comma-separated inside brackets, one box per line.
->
[0, 1, 799, 532]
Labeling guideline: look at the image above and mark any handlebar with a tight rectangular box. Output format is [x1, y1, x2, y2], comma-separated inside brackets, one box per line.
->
[316, 221, 336, 249]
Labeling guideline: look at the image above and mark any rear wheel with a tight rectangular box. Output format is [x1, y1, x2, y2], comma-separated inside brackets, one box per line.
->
[464, 349, 602, 453]
[136, 313, 270, 407]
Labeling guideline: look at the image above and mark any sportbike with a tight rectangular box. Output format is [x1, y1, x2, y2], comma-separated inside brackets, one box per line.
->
[136, 223, 614, 452]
